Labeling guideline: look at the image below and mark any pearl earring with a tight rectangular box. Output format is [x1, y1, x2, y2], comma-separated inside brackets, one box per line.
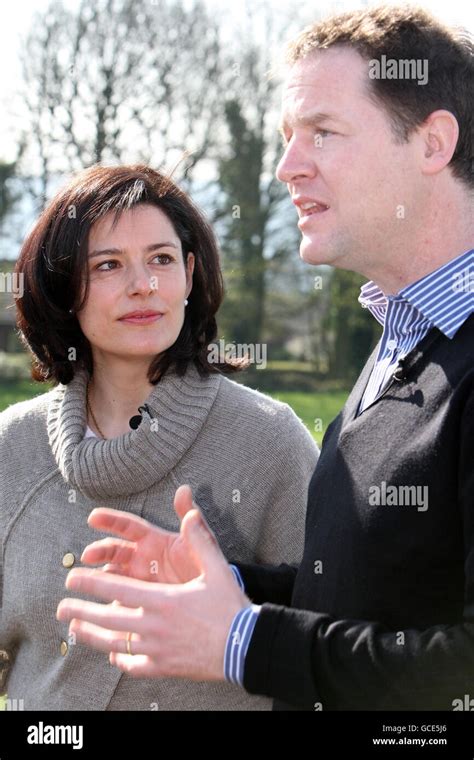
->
[184, 299, 189, 306]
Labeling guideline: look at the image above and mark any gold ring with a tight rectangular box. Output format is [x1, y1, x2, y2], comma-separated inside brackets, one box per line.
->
[126, 631, 133, 656]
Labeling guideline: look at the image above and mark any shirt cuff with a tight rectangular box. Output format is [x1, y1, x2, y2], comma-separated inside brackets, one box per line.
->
[223, 605, 261, 686]
[229, 564, 245, 591]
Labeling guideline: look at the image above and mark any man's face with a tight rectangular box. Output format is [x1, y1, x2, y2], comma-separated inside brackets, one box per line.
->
[276, 46, 422, 276]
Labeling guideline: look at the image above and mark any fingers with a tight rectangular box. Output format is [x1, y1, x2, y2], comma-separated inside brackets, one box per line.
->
[57, 596, 143, 630]
[102, 563, 128, 576]
[89, 490, 197, 548]
[72, 620, 132, 654]
[81, 537, 135, 567]
[65, 619, 162, 678]
[60, 567, 164, 607]
[88, 508, 172, 543]
[173, 485, 196, 522]
[67, 619, 148, 657]
[181, 508, 226, 578]
[110, 651, 154, 676]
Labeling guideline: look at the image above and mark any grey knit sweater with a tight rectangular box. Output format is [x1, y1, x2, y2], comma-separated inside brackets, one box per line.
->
[0, 364, 318, 710]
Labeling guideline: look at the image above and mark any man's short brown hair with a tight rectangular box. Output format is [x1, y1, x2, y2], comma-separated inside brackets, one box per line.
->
[285, 5, 473, 189]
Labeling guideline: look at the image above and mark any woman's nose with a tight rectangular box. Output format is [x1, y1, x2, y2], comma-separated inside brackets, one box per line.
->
[126, 264, 155, 295]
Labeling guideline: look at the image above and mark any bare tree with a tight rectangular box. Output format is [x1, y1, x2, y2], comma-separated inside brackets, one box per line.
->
[19, 0, 226, 208]
[215, 1, 316, 346]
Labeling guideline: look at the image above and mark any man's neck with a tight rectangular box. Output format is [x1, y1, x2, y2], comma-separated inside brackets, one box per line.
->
[364, 185, 473, 295]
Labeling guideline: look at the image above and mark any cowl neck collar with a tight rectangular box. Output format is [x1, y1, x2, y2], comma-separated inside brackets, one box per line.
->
[47, 364, 221, 499]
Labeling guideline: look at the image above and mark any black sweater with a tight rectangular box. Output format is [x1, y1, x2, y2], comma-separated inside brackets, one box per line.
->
[237, 314, 474, 710]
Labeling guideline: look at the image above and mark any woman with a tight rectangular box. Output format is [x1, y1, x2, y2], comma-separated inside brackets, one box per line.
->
[0, 164, 318, 711]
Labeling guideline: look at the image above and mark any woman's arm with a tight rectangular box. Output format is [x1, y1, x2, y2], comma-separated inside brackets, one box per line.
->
[233, 402, 317, 605]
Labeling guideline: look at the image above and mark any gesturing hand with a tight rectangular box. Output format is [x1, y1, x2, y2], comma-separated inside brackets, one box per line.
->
[81, 484, 202, 584]
[56, 486, 250, 681]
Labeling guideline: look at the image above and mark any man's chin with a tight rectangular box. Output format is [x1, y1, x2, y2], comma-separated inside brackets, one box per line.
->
[300, 238, 332, 266]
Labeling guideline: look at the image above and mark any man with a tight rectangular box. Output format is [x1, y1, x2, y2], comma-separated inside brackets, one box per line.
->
[57, 5, 474, 710]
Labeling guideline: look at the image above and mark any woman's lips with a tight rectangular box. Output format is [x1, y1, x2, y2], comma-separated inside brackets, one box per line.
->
[119, 314, 163, 325]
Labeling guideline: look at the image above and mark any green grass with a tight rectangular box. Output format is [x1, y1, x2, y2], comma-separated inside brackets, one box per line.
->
[268, 390, 348, 447]
[0, 694, 5, 710]
[0, 379, 52, 409]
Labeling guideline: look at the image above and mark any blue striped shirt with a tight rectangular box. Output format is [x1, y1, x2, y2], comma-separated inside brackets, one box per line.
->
[359, 247, 473, 410]
[224, 247, 474, 687]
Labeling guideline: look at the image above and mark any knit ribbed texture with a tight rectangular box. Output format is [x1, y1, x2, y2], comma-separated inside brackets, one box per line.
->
[47, 365, 222, 499]
[0, 363, 318, 710]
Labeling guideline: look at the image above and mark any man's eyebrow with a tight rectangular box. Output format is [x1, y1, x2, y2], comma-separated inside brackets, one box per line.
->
[88, 242, 179, 258]
[277, 111, 339, 134]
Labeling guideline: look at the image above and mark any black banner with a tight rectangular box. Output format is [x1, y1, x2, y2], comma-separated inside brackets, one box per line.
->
[1, 710, 474, 757]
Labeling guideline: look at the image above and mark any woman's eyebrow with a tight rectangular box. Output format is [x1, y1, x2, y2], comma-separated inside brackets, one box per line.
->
[88, 242, 179, 258]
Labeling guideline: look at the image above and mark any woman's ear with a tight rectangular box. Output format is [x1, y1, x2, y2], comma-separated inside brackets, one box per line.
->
[185, 252, 195, 298]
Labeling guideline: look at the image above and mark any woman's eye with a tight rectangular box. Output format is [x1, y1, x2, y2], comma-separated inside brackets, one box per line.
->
[94, 254, 173, 271]
[152, 254, 173, 265]
[96, 260, 118, 271]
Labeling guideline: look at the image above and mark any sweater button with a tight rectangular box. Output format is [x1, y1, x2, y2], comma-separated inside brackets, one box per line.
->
[62, 553, 75, 568]
[60, 641, 69, 656]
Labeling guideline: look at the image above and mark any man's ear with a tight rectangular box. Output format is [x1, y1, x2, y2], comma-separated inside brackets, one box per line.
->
[418, 110, 459, 176]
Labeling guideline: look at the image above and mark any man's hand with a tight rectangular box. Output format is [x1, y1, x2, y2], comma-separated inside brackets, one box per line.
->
[81, 484, 201, 584]
[56, 488, 250, 681]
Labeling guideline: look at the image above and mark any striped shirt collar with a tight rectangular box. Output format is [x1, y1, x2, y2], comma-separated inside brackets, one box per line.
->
[359, 248, 474, 339]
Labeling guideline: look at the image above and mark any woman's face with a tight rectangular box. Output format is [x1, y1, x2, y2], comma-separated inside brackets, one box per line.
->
[76, 203, 194, 366]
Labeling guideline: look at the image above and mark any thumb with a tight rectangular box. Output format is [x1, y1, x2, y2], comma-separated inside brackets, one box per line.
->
[173, 484, 196, 523]
[181, 508, 226, 578]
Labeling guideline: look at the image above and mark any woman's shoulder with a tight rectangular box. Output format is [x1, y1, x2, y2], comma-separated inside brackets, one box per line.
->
[0, 387, 56, 440]
[215, 374, 319, 453]
[217, 373, 291, 414]
[0, 388, 58, 529]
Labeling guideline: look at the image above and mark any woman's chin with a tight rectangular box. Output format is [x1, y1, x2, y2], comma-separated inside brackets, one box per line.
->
[95, 344, 171, 362]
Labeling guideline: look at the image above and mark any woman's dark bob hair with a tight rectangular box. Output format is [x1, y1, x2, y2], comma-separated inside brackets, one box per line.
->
[15, 164, 243, 385]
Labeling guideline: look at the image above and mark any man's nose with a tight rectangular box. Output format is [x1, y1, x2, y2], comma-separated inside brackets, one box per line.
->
[276, 139, 316, 184]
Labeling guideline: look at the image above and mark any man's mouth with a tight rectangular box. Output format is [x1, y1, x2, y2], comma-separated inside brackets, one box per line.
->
[298, 201, 329, 217]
